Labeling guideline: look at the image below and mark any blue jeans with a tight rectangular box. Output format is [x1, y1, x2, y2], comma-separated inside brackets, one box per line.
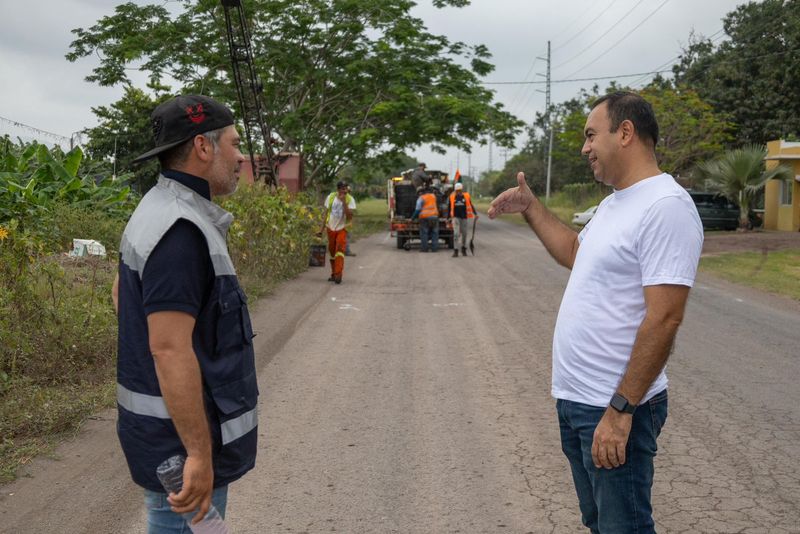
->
[144, 486, 228, 534]
[557, 390, 668, 534]
[419, 216, 439, 251]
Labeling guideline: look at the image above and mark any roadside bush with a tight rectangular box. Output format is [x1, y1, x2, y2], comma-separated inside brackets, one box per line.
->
[550, 182, 610, 209]
[221, 184, 321, 299]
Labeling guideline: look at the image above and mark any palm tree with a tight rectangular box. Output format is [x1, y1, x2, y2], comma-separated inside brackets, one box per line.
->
[697, 145, 793, 230]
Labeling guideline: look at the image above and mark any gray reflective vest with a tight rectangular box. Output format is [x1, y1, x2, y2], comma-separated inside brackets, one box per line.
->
[117, 176, 258, 491]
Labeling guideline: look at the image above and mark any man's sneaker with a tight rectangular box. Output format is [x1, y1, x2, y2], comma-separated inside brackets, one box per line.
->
[328, 275, 336, 282]
[345, 251, 357, 257]
[452, 249, 459, 257]
[461, 247, 467, 256]
[334, 275, 342, 284]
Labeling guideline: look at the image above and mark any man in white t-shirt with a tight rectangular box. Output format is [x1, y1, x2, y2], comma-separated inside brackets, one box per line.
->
[488, 91, 703, 534]
[319, 181, 356, 284]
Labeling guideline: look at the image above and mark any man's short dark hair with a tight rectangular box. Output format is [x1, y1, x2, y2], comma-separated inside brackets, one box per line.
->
[157, 127, 224, 170]
[336, 180, 347, 189]
[591, 91, 659, 148]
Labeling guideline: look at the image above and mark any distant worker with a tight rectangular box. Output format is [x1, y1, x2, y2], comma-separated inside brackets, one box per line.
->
[449, 182, 478, 257]
[320, 181, 356, 284]
[345, 184, 357, 257]
[412, 186, 440, 252]
[411, 162, 429, 188]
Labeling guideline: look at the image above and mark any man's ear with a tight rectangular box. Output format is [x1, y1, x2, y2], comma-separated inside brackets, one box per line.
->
[193, 135, 214, 162]
[619, 119, 636, 147]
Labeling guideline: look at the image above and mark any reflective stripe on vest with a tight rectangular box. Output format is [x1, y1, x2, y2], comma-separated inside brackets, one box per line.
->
[117, 382, 169, 419]
[117, 383, 258, 445]
[420, 194, 438, 218]
[221, 407, 259, 445]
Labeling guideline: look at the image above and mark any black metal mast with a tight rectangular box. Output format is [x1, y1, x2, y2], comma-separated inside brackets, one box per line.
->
[221, 0, 276, 186]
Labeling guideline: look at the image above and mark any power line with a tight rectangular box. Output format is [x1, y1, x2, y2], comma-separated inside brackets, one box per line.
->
[553, 0, 646, 71]
[564, 0, 672, 79]
[484, 69, 673, 85]
[553, 0, 622, 52]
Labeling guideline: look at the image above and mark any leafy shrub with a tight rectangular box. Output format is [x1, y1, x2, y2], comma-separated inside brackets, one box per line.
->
[221, 184, 321, 298]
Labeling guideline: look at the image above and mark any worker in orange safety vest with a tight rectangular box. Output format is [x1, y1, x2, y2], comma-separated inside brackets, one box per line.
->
[412, 186, 440, 252]
[449, 182, 477, 257]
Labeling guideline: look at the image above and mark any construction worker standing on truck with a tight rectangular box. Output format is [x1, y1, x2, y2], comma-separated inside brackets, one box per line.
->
[449, 182, 477, 257]
[412, 186, 440, 252]
[319, 181, 356, 284]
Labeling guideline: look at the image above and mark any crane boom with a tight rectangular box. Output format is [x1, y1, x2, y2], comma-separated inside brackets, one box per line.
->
[220, 0, 276, 186]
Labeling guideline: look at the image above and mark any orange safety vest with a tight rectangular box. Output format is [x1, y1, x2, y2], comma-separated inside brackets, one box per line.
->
[449, 191, 475, 219]
[419, 193, 439, 218]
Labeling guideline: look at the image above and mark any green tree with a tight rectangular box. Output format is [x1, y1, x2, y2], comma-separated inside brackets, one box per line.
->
[673, 0, 800, 145]
[639, 81, 732, 179]
[82, 85, 172, 193]
[697, 145, 793, 229]
[66, 0, 522, 188]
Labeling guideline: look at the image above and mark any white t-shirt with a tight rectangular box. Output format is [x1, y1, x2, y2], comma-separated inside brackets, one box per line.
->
[551, 173, 703, 407]
[325, 193, 356, 231]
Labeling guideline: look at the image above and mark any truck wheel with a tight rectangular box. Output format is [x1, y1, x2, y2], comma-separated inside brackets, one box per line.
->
[397, 236, 405, 249]
[447, 236, 454, 249]
[404, 241, 412, 251]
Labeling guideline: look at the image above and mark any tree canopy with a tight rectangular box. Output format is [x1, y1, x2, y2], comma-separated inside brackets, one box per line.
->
[66, 0, 522, 187]
[673, 0, 800, 146]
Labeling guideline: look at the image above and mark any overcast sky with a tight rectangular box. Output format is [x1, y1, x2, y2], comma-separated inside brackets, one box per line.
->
[0, 0, 743, 178]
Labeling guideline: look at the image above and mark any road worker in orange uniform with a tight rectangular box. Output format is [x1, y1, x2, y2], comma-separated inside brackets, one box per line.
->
[411, 186, 440, 252]
[319, 181, 356, 284]
[449, 182, 477, 257]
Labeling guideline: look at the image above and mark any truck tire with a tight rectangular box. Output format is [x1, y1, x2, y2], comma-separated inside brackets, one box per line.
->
[447, 235, 454, 249]
[397, 235, 405, 249]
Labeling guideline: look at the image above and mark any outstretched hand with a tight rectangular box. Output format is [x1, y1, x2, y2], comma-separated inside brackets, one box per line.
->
[487, 172, 535, 219]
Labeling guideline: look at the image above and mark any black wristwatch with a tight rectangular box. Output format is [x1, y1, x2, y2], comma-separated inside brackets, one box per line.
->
[609, 392, 637, 414]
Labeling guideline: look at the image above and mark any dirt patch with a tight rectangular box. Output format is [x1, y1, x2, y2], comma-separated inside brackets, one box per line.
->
[702, 230, 800, 256]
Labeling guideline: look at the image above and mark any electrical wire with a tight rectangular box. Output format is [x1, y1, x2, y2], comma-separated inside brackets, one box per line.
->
[553, 0, 646, 71]
[563, 0, 671, 79]
[553, 0, 622, 52]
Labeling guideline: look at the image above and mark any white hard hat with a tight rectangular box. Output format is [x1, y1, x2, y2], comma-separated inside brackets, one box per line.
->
[454, 182, 463, 190]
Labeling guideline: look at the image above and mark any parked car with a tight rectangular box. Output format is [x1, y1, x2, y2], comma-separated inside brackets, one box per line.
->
[688, 192, 741, 231]
[572, 205, 597, 226]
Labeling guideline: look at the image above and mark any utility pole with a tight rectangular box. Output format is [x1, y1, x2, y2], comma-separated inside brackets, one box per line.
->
[537, 41, 553, 202]
[488, 137, 493, 175]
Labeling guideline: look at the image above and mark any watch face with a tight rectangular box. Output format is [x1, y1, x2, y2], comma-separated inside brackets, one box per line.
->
[611, 393, 635, 413]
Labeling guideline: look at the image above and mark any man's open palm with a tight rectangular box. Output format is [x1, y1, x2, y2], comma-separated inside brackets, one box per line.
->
[488, 172, 535, 219]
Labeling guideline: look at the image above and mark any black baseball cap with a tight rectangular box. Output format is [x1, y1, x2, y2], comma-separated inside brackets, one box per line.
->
[132, 95, 235, 163]
[336, 181, 348, 189]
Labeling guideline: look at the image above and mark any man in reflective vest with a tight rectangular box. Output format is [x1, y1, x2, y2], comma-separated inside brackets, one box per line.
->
[449, 182, 478, 257]
[112, 95, 258, 532]
[319, 180, 355, 284]
[412, 186, 440, 252]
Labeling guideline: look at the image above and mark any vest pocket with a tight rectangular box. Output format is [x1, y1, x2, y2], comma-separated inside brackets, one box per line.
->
[216, 288, 254, 353]
[210, 373, 259, 446]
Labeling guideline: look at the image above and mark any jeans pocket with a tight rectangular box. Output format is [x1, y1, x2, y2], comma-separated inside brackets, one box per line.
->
[648, 390, 668, 437]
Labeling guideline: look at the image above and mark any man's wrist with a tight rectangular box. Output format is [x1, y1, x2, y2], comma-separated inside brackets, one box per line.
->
[609, 392, 637, 414]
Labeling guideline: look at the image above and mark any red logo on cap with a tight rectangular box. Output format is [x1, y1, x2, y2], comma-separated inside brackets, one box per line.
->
[186, 104, 206, 124]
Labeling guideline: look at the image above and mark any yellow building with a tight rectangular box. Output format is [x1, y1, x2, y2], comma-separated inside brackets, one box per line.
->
[764, 140, 800, 231]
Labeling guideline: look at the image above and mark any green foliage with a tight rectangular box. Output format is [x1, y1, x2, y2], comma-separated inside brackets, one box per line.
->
[82, 85, 172, 194]
[551, 183, 610, 209]
[221, 185, 322, 298]
[697, 145, 793, 229]
[66, 0, 523, 188]
[639, 84, 733, 177]
[673, 0, 800, 145]
[0, 136, 135, 231]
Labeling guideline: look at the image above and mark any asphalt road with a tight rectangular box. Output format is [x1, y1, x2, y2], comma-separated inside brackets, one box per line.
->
[1, 215, 799, 533]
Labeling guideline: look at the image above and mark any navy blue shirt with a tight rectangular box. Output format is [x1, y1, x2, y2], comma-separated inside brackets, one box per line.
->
[142, 170, 214, 318]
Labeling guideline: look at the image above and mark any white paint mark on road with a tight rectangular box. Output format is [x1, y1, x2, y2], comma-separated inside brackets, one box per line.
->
[433, 302, 463, 307]
[339, 304, 361, 311]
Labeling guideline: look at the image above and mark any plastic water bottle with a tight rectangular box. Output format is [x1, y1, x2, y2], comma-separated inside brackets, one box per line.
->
[156, 455, 231, 534]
